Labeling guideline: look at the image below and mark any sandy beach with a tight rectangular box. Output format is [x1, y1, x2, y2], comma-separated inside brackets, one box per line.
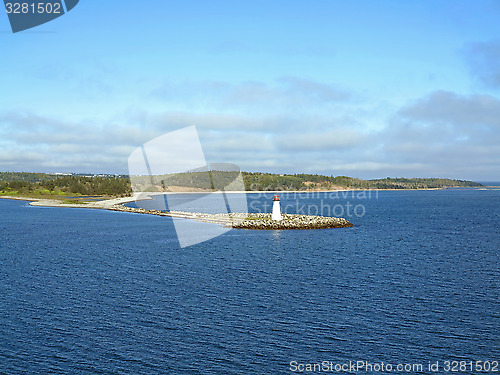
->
[0, 194, 141, 210]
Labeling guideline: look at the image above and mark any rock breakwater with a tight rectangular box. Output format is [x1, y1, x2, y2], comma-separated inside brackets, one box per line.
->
[108, 205, 352, 229]
[230, 213, 353, 229]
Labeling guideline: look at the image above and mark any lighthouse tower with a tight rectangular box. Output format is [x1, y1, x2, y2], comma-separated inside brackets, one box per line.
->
[272, 195, 282, 221]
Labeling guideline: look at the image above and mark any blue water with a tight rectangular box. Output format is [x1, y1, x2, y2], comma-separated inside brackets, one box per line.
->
[478, 181, 500, 186]
[0, 189, 499, 374]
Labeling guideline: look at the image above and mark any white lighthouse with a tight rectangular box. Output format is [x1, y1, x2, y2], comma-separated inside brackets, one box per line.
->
[272, 194, 282, 221]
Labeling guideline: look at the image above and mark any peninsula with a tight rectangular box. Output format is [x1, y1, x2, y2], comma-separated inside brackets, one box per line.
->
[0, 171, 483, 230]
[0, 194, 353, 230]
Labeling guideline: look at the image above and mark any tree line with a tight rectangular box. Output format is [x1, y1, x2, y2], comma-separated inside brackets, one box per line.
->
[0, 171, 481, 196]
[242, 173, 482, 191]
[0, 173, 132, 196]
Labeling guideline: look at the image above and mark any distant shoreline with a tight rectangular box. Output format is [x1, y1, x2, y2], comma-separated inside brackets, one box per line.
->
[2, 187, 497, 229]
[1, 185, 497, 211]
[0, 172, 484, 196]
[0, 187, 443, 208]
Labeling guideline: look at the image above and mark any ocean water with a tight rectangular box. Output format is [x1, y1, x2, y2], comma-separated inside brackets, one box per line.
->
[0, 189, 498, 374]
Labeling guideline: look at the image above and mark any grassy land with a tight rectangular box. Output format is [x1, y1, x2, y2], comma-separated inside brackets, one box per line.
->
[0, 190, 109, 203]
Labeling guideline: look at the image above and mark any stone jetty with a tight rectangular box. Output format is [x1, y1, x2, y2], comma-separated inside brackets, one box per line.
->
[229, 213, 352, 230]
[108, 205, 352, 230]
[15, 195, 352, 230]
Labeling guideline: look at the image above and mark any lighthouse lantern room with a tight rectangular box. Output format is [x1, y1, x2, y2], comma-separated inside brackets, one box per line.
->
[272, 194, 282, 221]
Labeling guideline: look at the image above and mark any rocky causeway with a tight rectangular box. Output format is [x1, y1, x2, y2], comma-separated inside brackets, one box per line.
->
[227, 213, 352, 229]
[1, 195, 353, 230]
[109, 206, 353, 230]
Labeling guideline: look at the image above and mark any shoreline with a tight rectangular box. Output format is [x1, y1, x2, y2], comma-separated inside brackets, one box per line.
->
[1, 186, 494, 229]
[0, 194, 142, 209]
[0, 185, 495, 212]
[0, 185, 493, 209]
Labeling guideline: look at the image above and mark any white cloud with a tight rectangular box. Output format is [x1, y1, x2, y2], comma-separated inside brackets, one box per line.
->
[1, 81, 499, 180]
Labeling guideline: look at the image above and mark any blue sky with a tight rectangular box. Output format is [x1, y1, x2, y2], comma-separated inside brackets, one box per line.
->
[1, 0, 499, 180]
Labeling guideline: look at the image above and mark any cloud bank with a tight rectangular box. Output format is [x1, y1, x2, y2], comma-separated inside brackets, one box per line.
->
[1, 76, 499, 180]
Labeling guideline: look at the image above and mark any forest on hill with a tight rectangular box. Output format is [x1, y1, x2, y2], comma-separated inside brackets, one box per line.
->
[129, 171, 482, 192]
[0, 171, 482, 197]
[242, 173, 482, 191]
[0, 173, 132, 197]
